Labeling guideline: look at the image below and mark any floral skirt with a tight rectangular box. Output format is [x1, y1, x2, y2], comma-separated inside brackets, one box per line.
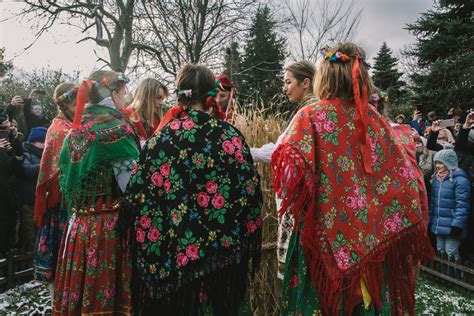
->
[52, 209, 132, 315]
[281, 232, 392, 316]
[34, 206, 67, 283]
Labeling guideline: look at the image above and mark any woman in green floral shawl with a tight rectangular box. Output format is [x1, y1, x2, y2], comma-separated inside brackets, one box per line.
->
[127, 64, 263, 315]
[53, 70, 139, 315]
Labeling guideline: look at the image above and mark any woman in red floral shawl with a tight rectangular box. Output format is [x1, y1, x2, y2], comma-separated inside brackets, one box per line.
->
[271, 43, 434, 316]
[33, 83, 77, 296]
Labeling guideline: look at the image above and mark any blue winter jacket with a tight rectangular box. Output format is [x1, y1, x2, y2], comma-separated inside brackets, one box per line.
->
[429, 168, 471, 239]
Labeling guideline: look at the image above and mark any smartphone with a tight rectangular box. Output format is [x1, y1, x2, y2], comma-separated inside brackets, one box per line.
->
[439, 119, 455, 128]
[0, 129, 9, 140]
[35, 90, 46, 95]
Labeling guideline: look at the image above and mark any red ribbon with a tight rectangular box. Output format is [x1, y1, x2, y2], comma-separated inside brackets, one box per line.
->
[352, 57, 372, 174]
[72, 80, 94, 130]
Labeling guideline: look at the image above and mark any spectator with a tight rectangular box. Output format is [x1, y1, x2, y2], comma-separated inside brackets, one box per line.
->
[409, 109, 431, 135]
[427, 121, 456, 150]
[395, 114, 406, 124]
[3, 91, 50, 136]
[454, 111, 474, 266]
[453, 122, 462, 138]
[429, 149, 470, 263]
[0, 114, 23, 256]
[414, 137, 436, 189]
[13, 126, 46, 252]
[447, 105, 463, 120]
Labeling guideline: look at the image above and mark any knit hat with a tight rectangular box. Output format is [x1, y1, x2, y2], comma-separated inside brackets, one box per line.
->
[28, 127, 47, 143]
[434, 149, 458, 171]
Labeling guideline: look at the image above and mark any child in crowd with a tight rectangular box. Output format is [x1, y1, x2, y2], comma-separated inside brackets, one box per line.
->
[429, 149, 471, 263]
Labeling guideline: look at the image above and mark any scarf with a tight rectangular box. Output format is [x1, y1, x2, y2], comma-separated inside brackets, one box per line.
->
[271, 99, 434, 315]
[122, 105, 160, 141]
[126, 108, 263, 308]
[34, 113, 71, 227]
[59, 105, 139, 214]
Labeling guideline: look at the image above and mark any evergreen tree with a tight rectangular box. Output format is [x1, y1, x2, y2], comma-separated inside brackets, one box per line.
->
[239, 5, 286, 103]
[223, 42, 241, 81]
[405, 0, 473, 113]
[372, 42, 405, 106]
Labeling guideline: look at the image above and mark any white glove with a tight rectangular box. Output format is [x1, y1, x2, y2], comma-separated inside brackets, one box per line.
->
[250, 142, 277, 163]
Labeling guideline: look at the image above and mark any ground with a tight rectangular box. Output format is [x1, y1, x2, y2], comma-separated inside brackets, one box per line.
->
[0, 275, 473, 315]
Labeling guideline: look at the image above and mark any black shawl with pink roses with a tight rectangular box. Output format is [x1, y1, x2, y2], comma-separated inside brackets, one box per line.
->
[126, 108, 262, 314]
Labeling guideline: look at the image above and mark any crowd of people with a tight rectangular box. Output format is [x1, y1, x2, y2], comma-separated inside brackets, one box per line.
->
[0, 41, 472, 315]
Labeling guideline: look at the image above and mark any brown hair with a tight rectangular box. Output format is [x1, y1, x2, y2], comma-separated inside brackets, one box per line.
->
[88, 70, 126, 104]
[315, 42, 374, 100]
[176, 63, 215, 107]
[131, 78, 168, 123]
[286, 60, 316, 93]
[54, 82, 76, 119]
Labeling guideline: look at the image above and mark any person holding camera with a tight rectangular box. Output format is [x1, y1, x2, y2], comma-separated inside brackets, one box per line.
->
[3, 90, 50, 136]
[0, 114, 24, 256]
[409, 108, 433, 135]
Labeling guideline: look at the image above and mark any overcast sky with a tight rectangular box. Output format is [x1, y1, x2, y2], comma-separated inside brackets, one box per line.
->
[0, 0, 434, 78]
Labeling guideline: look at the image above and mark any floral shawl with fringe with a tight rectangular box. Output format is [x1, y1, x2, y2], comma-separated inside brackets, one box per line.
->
[271, 99, 434, 315]
[126, 108, 263, 310]
[34, 113, 71, 227]
[59, 105, 139, 213]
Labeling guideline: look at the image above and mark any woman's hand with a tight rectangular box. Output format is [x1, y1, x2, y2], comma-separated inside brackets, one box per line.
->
[463, 112, 474, 129]
[10, 95, 23, 107]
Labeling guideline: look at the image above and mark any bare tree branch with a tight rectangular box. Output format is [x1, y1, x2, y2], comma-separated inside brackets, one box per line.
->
[281, 0, 362, 63]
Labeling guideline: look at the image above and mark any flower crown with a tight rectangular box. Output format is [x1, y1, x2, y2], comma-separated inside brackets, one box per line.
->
[321, 47, 369, 66]
[57, 86, 78, 104]
[99, 72, 130, 89]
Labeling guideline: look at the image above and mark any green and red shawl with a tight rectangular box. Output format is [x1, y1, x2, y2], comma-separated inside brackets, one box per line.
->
[271, 99, 434, 315]
[34, 113, 71, 227]
[126, 108, 263, 312]
[59, 105, 139, 213]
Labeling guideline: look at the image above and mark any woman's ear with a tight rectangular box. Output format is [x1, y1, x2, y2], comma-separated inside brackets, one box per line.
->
[111, 90, 118, 103]
[303, 78, 311, 90]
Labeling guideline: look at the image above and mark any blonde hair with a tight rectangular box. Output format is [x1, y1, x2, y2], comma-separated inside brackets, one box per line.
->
[315, 42, 374, 100]
[131, 78, 168, 123]
[286, 60, 316, 93]
[439, 128, 456, 144]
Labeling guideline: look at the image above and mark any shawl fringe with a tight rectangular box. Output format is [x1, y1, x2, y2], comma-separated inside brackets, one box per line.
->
[34, 174, 61, 227]
[271, 143, 434, 315]
[137, 260, 250, 316]
[132, 234, 261, 315]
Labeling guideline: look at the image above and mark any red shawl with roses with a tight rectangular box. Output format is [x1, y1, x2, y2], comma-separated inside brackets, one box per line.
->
[34, 113, 71, 227]
[126, 108, 263, 313]
[271, 99, 434, 315]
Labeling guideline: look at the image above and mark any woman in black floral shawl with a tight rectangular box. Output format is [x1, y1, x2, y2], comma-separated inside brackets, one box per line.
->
[126, 63, 263, 315]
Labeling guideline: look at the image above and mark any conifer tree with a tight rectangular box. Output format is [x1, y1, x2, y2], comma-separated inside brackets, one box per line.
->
[372, 42, 405, 105]
[405, 0, 473, 113]
[239, 5, 286, 103]
[223, 42, 241, 81]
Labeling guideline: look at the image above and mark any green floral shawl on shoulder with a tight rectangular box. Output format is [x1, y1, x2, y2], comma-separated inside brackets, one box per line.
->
[59, 105, 139, 213]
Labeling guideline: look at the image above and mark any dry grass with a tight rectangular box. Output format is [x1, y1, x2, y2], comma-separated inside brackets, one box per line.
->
[233, 103, 287, 315]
